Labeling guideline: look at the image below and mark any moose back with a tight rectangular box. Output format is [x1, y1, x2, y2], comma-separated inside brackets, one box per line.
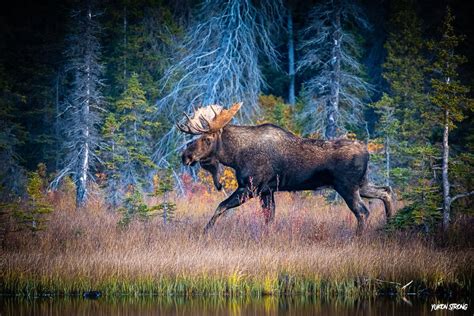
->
[178, 103, 394, 235]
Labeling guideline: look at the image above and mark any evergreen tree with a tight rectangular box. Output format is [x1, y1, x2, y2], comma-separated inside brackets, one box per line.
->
[13, 163, 53, 233]
[115, 73, 157, 188]
[297, 0, 372, 139]
[104, 2, 181, 101]
[103, 73, 158, 207]
[428, 7, 474, 230]
[376, 0, 430, 191]
[379, 0, 440, 231]
[102, 113, 121, 208]
[51, 2, 105, 207]
[382, 0, 428, 140]
[0, 65, 26, 199]
[370, 93, 400, 186]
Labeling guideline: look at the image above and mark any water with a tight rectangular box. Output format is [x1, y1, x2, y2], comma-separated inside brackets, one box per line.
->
[0, 295, 470, 315]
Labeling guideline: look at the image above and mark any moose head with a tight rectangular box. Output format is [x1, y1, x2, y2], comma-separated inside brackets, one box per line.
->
[177, 102, 242, 166]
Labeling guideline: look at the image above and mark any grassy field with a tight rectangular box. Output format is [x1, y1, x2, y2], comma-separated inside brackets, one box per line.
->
[1, 189, 473, 297]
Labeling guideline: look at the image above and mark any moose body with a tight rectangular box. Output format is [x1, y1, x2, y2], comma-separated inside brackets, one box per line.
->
[179, 103, 394, 234]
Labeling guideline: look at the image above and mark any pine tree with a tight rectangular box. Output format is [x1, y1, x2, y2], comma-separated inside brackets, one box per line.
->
[51, 2, 105, 207]
[13, 163, 53, 233]
[104, 2, 181, 101]
[428, 7, 474, 230]
[103, 73, 158, 208]
[0, 65, 27, 199]
[152, 168, 176, 225]
[379, 0, 439, 231]
[102, 113, 121, 208]
[377, 0, 431, 192]
[370, 93, 400, 186]
[298, 0, 372, 139]
[382, 0, 428, 140]
[115, 73, 157, 188]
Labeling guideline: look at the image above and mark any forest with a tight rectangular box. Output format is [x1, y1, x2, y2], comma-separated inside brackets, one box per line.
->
[0, 0, 473, 309]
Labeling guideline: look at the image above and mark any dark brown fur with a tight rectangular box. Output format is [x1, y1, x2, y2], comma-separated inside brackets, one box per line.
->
[199, 156, 222, 191]
[181, 123, 394, 234]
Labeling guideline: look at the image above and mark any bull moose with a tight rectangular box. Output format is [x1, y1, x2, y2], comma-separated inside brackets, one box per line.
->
[177, 102, 394, 235]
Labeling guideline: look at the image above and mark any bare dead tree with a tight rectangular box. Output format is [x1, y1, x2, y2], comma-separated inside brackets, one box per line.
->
[50, 3, 105, 207]
[288, 8, 296, 105]
[154, 0, 284, 168]
[298, 0, 372, 139]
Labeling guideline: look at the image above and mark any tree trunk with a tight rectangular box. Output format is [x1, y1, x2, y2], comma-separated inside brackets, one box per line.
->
[326, 0, 341, 140]
[385, 135, 390, 187]
[76, 6, 92, 208]
[287, 10, 295, 106]
[442, 108, 450, 231]
[55, 72, 60, 171]
[123, 6, 127, 85]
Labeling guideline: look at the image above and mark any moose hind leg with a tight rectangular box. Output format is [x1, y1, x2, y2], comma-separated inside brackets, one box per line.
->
[204, 187, 251, 232]
[260, 192, 275, 224]
[360, 184, 394, 219]
[337, 187, 370, 235]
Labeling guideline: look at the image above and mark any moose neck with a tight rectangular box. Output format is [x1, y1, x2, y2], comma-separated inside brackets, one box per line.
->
[214, 125, 244, 169]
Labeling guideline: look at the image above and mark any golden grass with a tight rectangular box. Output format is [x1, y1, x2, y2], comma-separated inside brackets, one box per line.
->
[1, 189, 472, 297]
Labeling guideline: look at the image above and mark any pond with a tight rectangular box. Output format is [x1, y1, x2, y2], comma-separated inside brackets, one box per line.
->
[0, 295, 470, 315]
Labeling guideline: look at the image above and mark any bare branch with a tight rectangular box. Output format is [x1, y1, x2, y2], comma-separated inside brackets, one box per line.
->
[451, 191, 474, 204]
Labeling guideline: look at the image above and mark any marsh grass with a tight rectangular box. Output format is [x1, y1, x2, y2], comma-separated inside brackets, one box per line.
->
[1, 189, 472, 297]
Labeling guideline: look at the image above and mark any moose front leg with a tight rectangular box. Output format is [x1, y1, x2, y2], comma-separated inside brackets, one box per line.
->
[200, 158, 222, 191]
[204, 187, 252, 232]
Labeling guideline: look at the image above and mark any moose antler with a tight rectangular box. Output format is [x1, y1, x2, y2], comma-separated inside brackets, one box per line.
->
[177, 102, 242, 135]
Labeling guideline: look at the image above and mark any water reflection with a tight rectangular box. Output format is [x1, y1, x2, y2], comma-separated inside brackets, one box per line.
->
[0, 295, 469, 315]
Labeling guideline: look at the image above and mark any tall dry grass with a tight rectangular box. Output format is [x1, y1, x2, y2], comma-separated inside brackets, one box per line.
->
[1, 188, 472, 297]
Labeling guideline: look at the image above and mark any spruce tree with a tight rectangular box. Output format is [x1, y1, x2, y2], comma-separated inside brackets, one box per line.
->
[379, 0, 439, 230]
[0, 66, 26, 199]
[103, 73, 158, 208]
[382, 0, 428, 140]
[378, 0, 432, 190]
[370, 93, 400, 186]
[428, 7, 474, 230]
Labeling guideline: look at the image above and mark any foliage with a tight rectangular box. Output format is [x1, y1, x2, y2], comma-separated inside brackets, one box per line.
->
[151, 169, 176, 224]
[427, 7, 473, 130]
[102, 73, 158, 207]
[382, 0, 429, 140]
[369, 93, 402, 186]
[0, 66, 26, 199]
[12, 163, 53, 233]
[387, 145, 442, 231]
[257, 95, 297, 133]
[118, 187, 154, 227]
[198, 166, 238, 193]
[386, 201, 441, 233]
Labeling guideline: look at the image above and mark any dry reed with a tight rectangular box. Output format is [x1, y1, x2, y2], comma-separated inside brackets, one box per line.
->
[1, 189, 472, 297]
